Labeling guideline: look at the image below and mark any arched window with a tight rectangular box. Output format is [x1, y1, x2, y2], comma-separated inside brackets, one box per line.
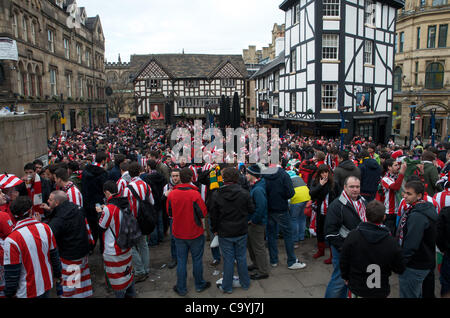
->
[393, 67, 402, 92]
[22, 16, 28, 42]
[12, 13, 18, 38]
[425, 62, 444, 89]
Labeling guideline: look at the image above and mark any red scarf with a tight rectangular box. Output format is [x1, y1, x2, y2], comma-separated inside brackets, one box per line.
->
[342, 191, 367, 222]
[397, 199, 426, 246]
[27, 174, 43, 216]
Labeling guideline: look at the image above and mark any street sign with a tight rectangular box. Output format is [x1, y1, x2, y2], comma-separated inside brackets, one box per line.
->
[340, 128, 348, 134]
[60, 118, 66, 124]
[415, 116, 421, 120]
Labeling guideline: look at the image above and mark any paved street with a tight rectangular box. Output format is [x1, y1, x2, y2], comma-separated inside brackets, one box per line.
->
[86, 234, 441, 298]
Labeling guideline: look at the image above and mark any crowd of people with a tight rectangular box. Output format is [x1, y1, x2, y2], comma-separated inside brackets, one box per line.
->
[0, 118, 449, 299]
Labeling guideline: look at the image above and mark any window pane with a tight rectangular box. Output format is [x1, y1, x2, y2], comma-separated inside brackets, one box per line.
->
[324, 0, 340, 17]
[439, 24, 448, 47]
[417, 27, 421, 49]
[428, 26, 436, 48]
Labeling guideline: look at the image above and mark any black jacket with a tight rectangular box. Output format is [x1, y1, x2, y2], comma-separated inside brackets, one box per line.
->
[437, 206, 450, 256]
[340, 222, 406, 298]
[359, 159, 381, 195]
[47, 201, 90, 260]
[324, 193, 367, 251]
[400, 202, 438, 270]
[263, 167, 295, 213]
[141, 171, 167, 212]
[309, 180, 339, 212]
[334, 160, 361, 195]
[81, 164, 108, 211]
[108, 165, 121, 183]
[210, 183, 254, 238]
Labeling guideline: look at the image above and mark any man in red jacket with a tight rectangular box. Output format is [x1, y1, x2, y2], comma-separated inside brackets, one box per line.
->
[166, 167, 210, 296]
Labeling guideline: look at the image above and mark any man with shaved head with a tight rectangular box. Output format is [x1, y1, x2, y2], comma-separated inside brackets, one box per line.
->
[41, 190, 93, 298]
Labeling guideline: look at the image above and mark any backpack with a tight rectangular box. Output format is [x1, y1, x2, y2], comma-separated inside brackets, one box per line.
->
[127, 184, 156, 235]
[113, 204, 142, 250]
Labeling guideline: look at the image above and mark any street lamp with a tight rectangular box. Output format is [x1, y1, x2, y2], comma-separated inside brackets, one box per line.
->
[409, 103, 417, 149]
[58, 93, 65, 131]
[430, 108, 437, 147]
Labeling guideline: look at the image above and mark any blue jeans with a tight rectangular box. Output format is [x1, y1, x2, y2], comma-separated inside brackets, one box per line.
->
[440, 254, 450, 297]
[399, 267, 430, 298]
[207, 216, 221, 261]
[131, 235, 150, 276]
[267, 212, 297, 266]
[170, 219, 177, 261]
[114, 281, 136, 298]
[324, 245, 348, 298]
[175, 235, 208, 295]
[289, 202, 307, 242]
[149, 210, 164, 246]
[219, 235, 251, 293]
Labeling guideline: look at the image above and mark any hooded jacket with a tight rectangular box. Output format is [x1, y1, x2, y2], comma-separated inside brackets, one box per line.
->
[81, 164, 108, 211]
[400, 201, 438, 270]
[263, 167, 295, 213]
[288, 171, 311, 204]
[340, 222, 405, 298]
[47, 200, 90, 260]
[249, 179, 267, 225]
[359, 158, 381, 195]
[166, 183, 207, 240]
[437, 206, 450, 256]
[334, 160, 361, 194]
[210, 183, 254, 238]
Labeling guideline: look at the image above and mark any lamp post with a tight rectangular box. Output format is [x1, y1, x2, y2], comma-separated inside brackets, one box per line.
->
[430, 108, 437, 147]
[59, 93, 65, 131]
[409, 103, 417, 149]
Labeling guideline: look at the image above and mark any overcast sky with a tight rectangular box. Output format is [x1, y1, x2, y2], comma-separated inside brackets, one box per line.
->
[75, 0, 285, 63]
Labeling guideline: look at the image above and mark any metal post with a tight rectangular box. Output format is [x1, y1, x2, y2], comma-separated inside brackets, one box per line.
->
[340, 109, 345, 151]
[60, 94, 65, 131]
[409, 103, 416, 149]
[431, 109, 436, 147]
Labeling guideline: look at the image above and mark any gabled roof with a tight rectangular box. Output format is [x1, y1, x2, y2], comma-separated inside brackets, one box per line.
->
[85, 16, 99, 31]
[131, 54, 248, 81]
[251, 52, 285, 79]
[279, 0, 405, 11]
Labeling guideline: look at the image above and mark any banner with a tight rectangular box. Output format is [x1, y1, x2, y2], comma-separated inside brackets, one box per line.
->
[0, 38, 18, 61]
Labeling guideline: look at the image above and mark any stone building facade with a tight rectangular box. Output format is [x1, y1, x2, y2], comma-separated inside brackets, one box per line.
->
[105, 55, 134, 118]
[0, 0, 107, 138]
[393, 0, 450, 145]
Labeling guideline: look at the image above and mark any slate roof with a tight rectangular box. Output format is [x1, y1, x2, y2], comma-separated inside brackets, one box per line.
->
[130, 54, 248, 80]
[251, 52, 285, 79]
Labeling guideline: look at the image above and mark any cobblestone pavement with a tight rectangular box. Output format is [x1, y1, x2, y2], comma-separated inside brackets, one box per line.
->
[86, 234, 441, 298]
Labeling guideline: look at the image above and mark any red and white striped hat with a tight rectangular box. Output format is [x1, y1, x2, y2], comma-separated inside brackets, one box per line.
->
[0, 174, 24, 190]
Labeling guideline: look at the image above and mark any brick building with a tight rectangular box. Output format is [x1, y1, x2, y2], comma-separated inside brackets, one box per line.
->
[0, 0, 107, 137]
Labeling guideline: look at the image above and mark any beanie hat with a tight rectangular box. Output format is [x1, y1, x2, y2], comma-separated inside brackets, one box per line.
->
[247, 164, 262, 178]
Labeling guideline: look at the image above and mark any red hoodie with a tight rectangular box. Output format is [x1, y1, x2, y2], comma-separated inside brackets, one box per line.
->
[166, 184, 208, 240]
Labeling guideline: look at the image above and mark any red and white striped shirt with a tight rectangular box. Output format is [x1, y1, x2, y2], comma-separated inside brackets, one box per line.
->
[99, 198, 134, 291]
[433, 189, 450, 214]
[117, 174, 130, 197]
[3, 218, 57, 298]
[381, 173, 404, 215]
[123, 177, 154, 218]
[64, 182, 83, 208]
